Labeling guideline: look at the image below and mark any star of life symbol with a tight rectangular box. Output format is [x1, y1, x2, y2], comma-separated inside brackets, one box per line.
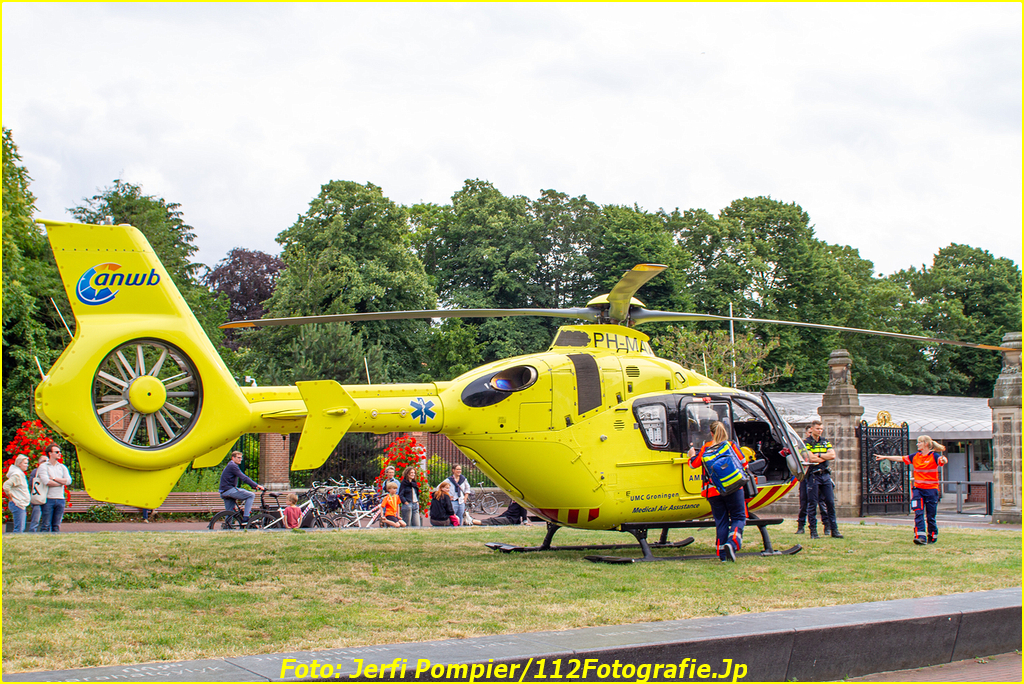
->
[410, 398, 436, 424]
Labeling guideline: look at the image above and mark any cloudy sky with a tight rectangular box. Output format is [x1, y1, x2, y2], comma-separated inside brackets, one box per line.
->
[3, 3, 1020, 277]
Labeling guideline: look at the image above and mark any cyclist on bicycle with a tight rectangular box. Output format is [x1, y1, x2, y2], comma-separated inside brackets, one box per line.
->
[219, 451, 264, 523]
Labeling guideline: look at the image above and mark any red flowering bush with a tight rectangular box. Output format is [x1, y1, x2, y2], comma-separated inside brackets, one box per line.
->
[2, 420, 71, 521]
[373, 435, 430, 513]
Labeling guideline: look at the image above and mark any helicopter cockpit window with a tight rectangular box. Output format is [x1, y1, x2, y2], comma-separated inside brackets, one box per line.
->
[683, 402, 732, 450]
[634, 403, 669, 448]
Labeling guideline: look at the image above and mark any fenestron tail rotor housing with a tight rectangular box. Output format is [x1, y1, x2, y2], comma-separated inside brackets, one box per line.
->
[92, 339, 203, 449]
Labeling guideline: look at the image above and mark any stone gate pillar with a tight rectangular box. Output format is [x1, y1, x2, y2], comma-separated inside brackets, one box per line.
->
[259, 433, 292, 491]
[817, 349, 864, 518]
[990, 332, 1021, 524]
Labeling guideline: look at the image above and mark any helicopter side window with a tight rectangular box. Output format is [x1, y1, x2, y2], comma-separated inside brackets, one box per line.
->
[634, 403, 669, 448]
[683, 402, 732, 451]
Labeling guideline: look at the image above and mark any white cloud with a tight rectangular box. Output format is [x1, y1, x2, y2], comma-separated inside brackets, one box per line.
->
[3, 3, 1019, 276]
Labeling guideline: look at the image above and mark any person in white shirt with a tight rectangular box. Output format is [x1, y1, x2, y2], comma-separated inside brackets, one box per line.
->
[38, 444, 72, 533]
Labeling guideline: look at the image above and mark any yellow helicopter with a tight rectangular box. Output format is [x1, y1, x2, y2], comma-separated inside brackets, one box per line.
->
[34, 220, 1011, 561]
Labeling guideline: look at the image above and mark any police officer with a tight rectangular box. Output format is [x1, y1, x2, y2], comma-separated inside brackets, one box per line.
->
[796, 424, 830, 534]
[804, 420, 842, 539]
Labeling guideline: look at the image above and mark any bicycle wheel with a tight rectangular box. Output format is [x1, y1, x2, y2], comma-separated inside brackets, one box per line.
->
[311, 513, 337, 529]
[208, 511, 241, 530]
[481, 493, 500, 515]
[246, 513, 275, 530]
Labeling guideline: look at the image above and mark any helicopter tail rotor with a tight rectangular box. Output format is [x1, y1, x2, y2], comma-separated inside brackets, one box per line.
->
[35, 221, 255, 508]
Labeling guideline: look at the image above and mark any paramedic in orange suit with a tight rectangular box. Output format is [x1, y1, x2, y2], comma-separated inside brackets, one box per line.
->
[687, 420, 747, 562]
[876, 435, 947, 545]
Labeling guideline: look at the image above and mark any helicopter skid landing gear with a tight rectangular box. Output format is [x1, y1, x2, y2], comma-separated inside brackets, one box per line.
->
[585, 514, 801, 563]
[485, 515, 802, 563]
[485, 522, 696, 555]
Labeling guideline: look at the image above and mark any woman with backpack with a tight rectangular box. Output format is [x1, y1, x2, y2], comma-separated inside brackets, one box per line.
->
[876, 435, 947, 545]
[687, 421, 747, 562]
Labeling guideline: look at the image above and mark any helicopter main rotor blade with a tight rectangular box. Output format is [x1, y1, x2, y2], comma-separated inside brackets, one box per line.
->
[221, 307, 600, 329]
[630, 310, 1015, 352]
[606, 264, 667, 323]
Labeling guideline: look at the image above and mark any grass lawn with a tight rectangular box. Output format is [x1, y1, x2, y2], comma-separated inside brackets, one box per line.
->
[2, 523, 1020, 673]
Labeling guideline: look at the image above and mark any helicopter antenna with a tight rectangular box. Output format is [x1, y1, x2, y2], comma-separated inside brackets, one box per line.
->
[34, 355, 48, 381]
[364, 357, 371, 385]
[729, 302, 737, 387]
[51, 298, 73, 339]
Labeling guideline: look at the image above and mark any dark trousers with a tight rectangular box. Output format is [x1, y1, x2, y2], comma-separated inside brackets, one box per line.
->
[709, 488, 746, 560]
[797, 477, 829, 526]
[912, 487, 939, 540]
[805, 474, 837, 533]
[39, 498, 66, 533]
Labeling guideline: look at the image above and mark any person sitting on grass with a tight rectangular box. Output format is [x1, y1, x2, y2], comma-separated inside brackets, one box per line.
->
[429, 480, 458, 527]
[375, 481, 406, 528]
[283, 492, 303, 530]
[473, 501, 531, 526]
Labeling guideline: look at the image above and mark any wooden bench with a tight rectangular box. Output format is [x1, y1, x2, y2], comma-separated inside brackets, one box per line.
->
[67, 491, 228, 515]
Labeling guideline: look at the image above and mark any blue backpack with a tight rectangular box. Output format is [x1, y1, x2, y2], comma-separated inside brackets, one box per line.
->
[701, 441, 746, 495]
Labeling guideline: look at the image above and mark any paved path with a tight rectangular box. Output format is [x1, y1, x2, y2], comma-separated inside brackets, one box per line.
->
[847, 650, 1021, 681]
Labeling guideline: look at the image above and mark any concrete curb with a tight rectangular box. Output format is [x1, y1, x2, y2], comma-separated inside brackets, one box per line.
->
[4, 588, 1019, 683]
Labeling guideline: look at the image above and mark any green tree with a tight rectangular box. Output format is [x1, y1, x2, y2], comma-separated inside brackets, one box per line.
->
[70, 180, 228, 347]
[709, 197, 862, 391]
[890, 244, 1021, 396]
[2, 128, 69, 444]
[653, 327, 793, 389]
[413, 180, 555, 362]
[263, 324, 385, 386]
[419, 319, 484, 382]
[260, 181, 436, 382]
[674, 207, 753, 318]
[531, 189, 602, 308]
[595, 204, 692, 313]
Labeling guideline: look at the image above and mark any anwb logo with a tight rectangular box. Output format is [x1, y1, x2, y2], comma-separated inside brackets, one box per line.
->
[76, 263, 161, 306]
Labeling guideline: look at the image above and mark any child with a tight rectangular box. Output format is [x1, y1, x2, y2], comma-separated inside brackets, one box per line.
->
[378, 481, 406, 528]
[283, 492, 303, 529]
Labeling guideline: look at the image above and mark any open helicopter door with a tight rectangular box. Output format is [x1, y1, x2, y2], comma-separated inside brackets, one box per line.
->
[760, 391, 808, 481]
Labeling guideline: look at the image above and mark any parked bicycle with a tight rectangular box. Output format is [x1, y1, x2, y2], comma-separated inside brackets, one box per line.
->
[247, 488, 337, 530]
[466, 486, 500, 516]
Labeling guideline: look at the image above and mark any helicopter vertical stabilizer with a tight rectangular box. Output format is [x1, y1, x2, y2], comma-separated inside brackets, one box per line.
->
[34, 221, 254, 508]
[293, 381, 360, 470]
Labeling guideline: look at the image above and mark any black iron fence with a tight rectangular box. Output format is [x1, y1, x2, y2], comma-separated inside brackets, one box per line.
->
[288, 432, 495, 489]
[858, 420, 911, 516]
